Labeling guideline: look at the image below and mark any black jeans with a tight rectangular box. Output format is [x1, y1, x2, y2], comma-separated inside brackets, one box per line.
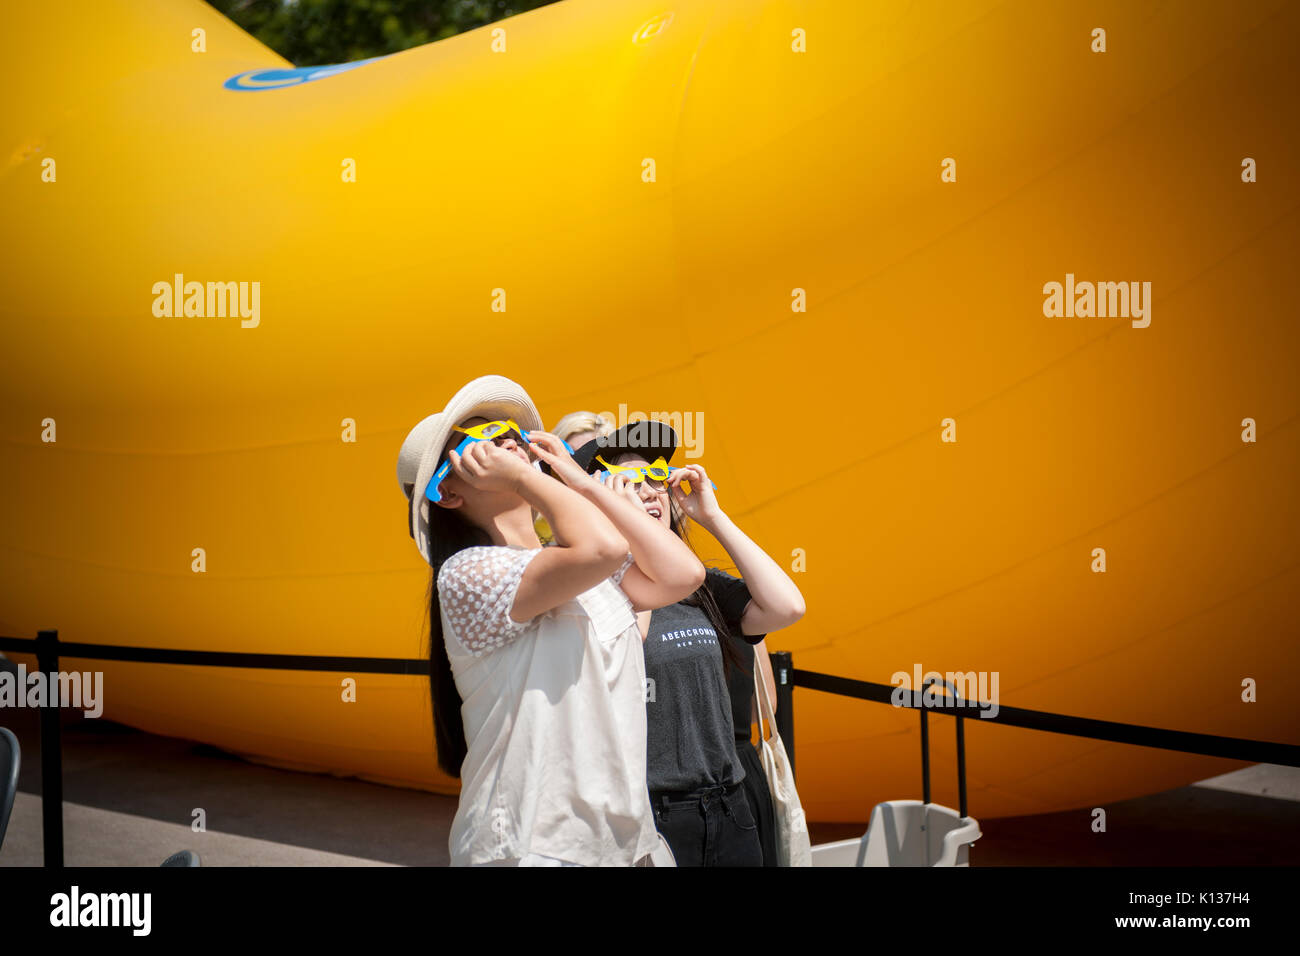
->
[735, 737, 779, 866]
[650, 780, 763, 867]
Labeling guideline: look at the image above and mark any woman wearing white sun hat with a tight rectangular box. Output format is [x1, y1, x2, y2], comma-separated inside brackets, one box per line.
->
[400, 374, 698, 866]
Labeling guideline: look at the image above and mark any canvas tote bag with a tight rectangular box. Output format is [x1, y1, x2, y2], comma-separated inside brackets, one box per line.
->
[753, 651, 812, 866]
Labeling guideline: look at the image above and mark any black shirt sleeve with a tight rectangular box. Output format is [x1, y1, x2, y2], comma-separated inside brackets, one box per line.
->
[726, 636, 756, 742]
[704, 567, 765, 645]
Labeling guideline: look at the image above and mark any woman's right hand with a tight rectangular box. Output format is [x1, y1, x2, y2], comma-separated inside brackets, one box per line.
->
[523, 430, 592, 487]
[448, 440, 534, 495]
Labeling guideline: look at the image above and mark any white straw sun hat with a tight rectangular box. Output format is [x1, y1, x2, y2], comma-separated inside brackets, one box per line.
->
[397, 413, 440, 500]
[402, 375, 543, 566]
[397, 413, 441, 543]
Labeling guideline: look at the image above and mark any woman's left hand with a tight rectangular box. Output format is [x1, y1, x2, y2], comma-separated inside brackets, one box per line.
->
[605, 472, 650, 512]
[667, 463, 723, 525]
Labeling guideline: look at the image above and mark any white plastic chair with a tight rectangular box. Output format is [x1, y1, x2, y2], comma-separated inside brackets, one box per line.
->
[812, 802, 981, 867]
[809, 836, 862, 866]
[865, 799, 980, 866]
[810, 677, 982, 866]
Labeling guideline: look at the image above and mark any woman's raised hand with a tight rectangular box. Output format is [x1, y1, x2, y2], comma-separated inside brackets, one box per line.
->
[523, 430, 591, 486]
[448, 439, 534, 494]
[667, 463, 722, 525]
[605, 472, 648, 510]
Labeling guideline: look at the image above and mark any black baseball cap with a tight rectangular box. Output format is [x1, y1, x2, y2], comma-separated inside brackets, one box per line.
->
[571, 420, 680, 475]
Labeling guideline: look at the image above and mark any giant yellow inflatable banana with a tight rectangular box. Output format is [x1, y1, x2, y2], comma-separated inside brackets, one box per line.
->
[2, 0, 1297, 822]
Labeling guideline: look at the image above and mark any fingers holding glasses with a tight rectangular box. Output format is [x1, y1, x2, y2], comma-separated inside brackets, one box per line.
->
[667, 464, 717, 494]
[450, 439, 528, 493]
[606, 473, 641, 506]
[448, 442, 488, 483]
[665, 466, 696, 496]
[667, 475, 695, 516]
[523, 430, 588, 485]
[669, 463, 722, 521]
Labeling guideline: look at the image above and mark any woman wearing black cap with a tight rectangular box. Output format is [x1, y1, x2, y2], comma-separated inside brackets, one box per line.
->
[572, 421, 806, 866]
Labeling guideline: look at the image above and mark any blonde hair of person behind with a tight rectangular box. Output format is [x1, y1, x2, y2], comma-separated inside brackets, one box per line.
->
[551, 410, 615, 445]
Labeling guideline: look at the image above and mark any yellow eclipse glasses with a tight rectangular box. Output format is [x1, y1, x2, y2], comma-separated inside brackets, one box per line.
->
[452, 419, 527, 441]
[594, 455, 718, 490]
[595, 455, 671, 482]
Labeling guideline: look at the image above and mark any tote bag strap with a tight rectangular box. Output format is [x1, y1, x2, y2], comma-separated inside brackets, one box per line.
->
[753, 647, 778, 744]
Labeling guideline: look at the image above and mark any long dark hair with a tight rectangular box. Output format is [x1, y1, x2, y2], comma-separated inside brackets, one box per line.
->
[425, 501, 491, 778]
[669, 502, 748, 680]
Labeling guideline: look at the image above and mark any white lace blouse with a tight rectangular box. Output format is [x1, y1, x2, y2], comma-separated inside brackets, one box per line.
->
[437, 544, 661, 867]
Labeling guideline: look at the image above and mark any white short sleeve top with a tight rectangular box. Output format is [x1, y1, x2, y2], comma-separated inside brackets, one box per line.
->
[437, 544, 658, 867]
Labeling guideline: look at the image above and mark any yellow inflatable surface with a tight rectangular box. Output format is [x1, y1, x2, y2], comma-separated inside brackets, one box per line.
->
[2, 0, 1297, 821]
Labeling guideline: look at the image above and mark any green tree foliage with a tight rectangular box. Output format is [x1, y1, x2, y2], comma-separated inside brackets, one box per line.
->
[206, 0, 559, 65]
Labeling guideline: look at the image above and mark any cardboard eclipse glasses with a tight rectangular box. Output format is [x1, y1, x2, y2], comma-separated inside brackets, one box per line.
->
[424, 420, 715, 502]
[425, 420, 573, 502]
[595, 455, 718, 490]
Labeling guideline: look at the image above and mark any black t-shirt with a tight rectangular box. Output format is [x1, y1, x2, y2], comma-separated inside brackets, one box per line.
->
[644, 567, 765, 792]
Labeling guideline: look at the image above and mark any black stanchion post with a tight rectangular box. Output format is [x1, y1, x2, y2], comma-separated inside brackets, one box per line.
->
[956, 713, 968, 819]
[919, 706, 931, 805]
[35, 629, 63, 867]
[771, 651, 794, 779]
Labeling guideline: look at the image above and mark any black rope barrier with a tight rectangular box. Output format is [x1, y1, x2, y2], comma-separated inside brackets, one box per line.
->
[3, 631, 1296, 867]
